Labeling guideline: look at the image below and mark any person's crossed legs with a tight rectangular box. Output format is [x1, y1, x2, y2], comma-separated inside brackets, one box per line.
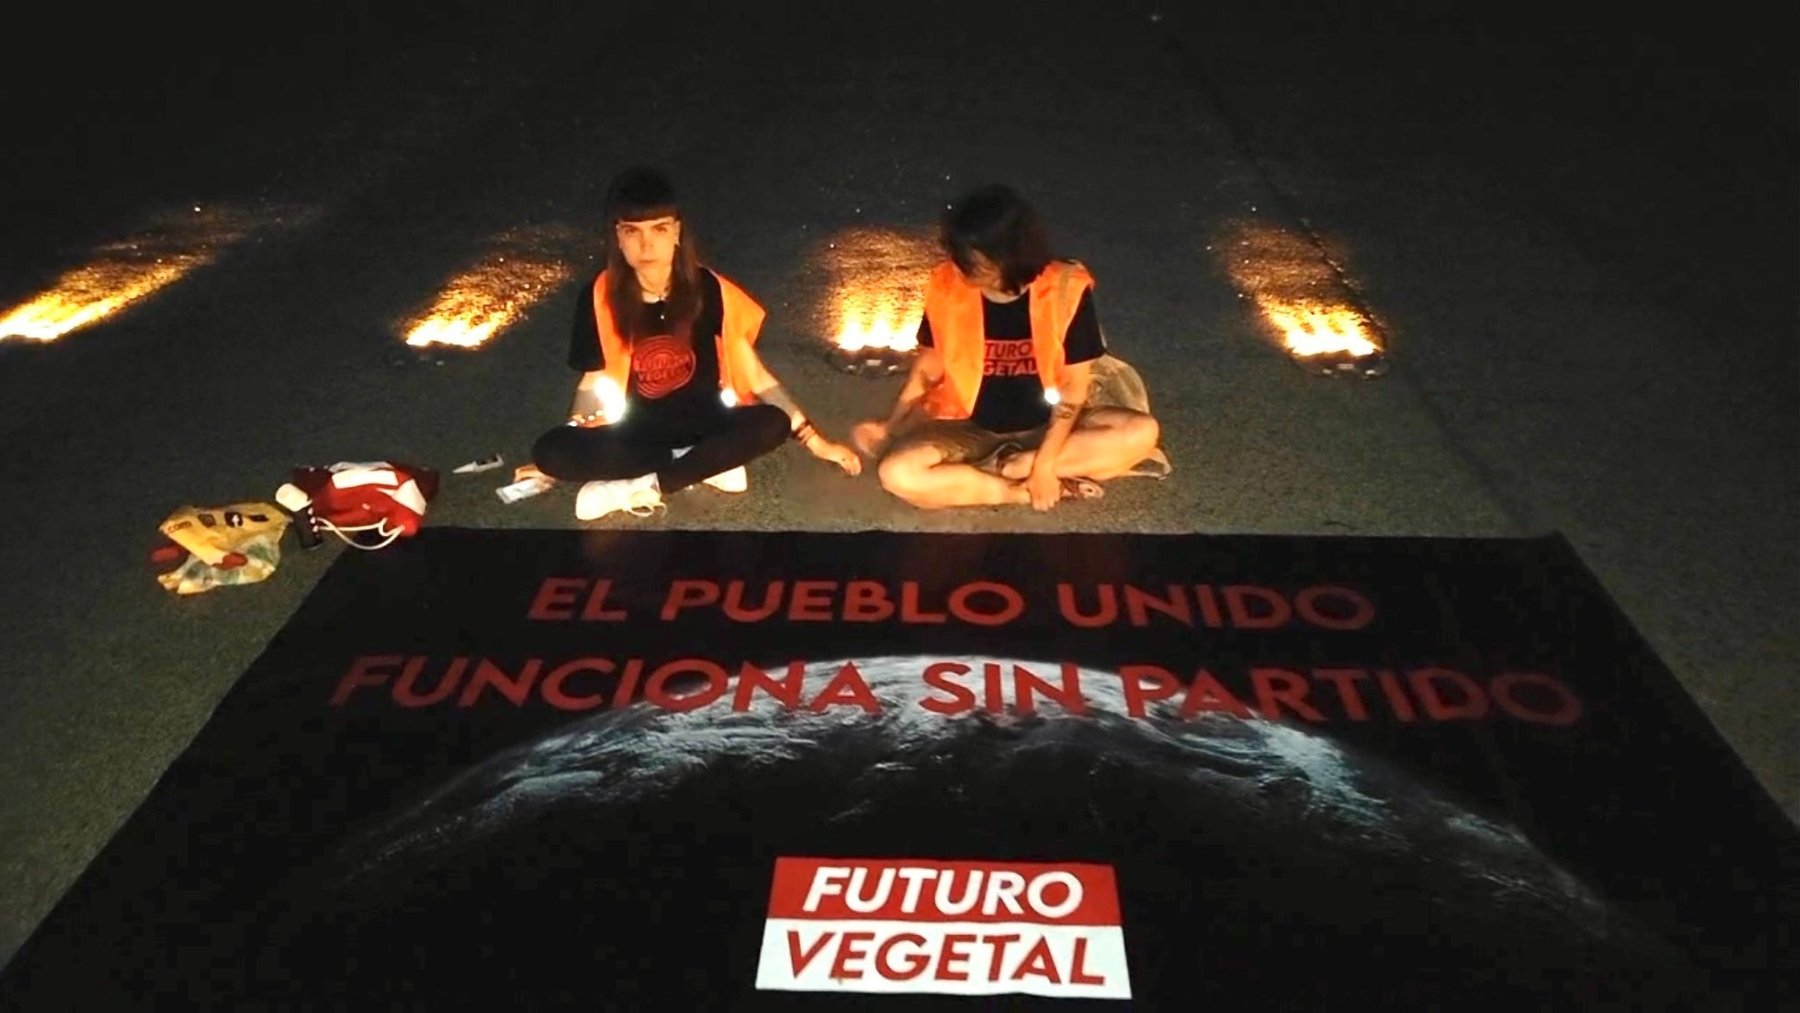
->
[534, 404, 788, 493]
[875, 408, 1160, 510]
[991, 407, 1160, 483]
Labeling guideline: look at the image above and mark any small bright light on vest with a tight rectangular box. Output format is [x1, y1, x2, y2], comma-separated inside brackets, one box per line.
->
[596, 377, 627, 422]
[719, 388, 739, 407]
[1043, 387, 1062, 405]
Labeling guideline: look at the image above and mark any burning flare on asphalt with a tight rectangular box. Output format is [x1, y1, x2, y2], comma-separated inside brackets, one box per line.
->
[1262, 301, 1379, 358]
[0, 205, 274, 343]
[821, 226, 936, 352]
[813, 225, 935, 376]
[404, 227, 580, 350]
[1218, 219, 1386, 373]
[836, 297, 920, 353]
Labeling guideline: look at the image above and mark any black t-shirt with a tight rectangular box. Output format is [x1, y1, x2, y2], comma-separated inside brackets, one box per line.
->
[568, 269, 728, 433]
[918, 286, 1105, 433]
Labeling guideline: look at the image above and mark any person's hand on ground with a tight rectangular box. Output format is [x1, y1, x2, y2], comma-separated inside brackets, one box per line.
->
[513, 462, 546, 483]
[812, 438, 864, 476]
[851, 420, 889, 457]
[1026, 463, 1061, 511]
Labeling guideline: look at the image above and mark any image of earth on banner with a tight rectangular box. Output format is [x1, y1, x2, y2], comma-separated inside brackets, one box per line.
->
[252, 655, 1706, 1009]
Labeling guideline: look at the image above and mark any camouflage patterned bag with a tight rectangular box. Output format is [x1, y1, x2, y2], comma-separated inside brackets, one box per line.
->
[152, 502, 289, 595]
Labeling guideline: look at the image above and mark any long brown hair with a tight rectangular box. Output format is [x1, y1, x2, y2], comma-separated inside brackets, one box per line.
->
[602, 166, 702, 339]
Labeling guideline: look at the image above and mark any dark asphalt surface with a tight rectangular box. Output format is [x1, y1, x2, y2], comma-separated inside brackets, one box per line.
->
[0, 1, 1793, 970]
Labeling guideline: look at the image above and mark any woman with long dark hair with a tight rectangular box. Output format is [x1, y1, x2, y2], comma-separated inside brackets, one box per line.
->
[853, 184, 1161, 511]
[528, 167, 860, 520]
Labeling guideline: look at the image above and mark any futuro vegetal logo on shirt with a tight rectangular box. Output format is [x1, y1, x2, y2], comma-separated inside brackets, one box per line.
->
[982, 338, 1040, 377]
[632, 335, 696, 398]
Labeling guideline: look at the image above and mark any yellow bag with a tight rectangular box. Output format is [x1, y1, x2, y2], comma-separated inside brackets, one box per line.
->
[154, 502, 290, 595]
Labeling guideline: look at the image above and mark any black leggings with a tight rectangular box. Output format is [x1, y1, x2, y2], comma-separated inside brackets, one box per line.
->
[531, 403, 790, 494]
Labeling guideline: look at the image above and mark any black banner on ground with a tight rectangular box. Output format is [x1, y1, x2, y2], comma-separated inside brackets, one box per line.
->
[4, 529, 1795, 1010]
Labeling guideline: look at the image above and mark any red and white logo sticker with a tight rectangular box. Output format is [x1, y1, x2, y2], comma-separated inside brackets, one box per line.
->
[755, 857, 1130, 999]
[631, 335, 695, 398]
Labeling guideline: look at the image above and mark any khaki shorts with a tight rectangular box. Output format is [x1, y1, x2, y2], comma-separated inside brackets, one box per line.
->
[883, 412, 1095, 471]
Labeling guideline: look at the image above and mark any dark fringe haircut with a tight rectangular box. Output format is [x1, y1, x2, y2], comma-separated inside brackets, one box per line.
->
[603, 166, 702, 338]
[939, 183, 1053, 293]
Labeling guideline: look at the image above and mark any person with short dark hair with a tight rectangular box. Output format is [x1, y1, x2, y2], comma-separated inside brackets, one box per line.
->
[852, 184, 1162, 510]
[526, 167, 860, 520]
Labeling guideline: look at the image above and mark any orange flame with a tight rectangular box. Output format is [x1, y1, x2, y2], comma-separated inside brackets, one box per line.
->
[817, 226, 935, 351]
[1261, 301, 1378, 358]
[835, 294, 920, 353]
[1216, 219, 1384, 357]
[403, 228, 579, 350]
[0, 205, 270, 343]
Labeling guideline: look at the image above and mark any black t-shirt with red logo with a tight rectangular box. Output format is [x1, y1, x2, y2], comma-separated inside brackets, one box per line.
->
[568, 269, 729, 437]
[917, 287, 1105, 433]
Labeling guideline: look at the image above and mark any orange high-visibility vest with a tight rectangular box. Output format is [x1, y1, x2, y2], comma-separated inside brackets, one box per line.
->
[919, 259, 1094, 420]
[591, 268, 766, 404]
